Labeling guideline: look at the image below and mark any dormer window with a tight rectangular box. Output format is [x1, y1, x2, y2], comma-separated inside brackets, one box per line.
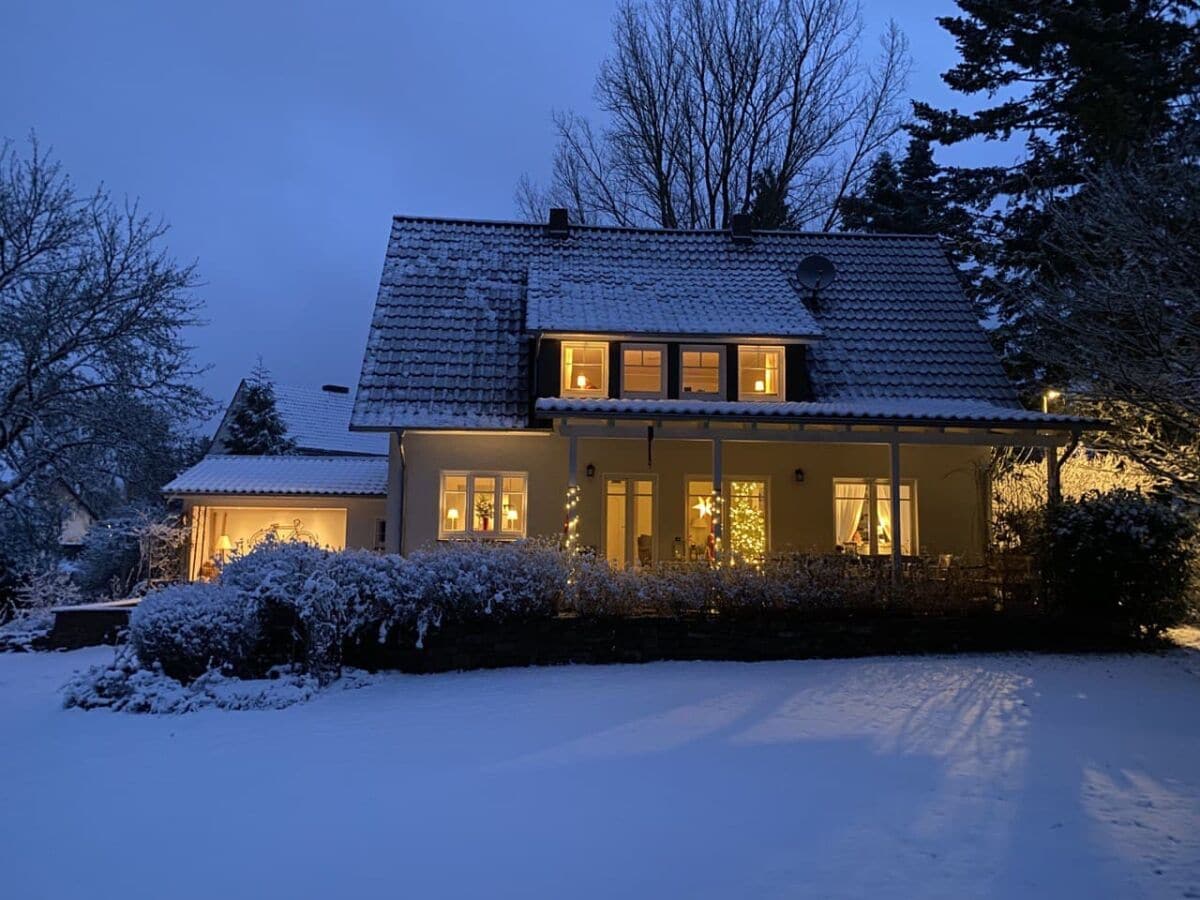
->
[738, 346, 785, 401]
[681, 345, 726, 399]
[561, 341, 608, 397]
[621, 343, 666, 398]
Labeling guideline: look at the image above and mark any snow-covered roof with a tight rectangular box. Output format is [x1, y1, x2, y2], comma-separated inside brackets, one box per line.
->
[535, 397, 1099, 429]
[526, 256, 822, 339]
[213, 383, 387, 456]
[353, 217, 1019, 431]
[162, 456, 388, 497]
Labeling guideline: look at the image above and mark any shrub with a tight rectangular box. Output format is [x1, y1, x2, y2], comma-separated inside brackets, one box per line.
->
[130, 582, 259, 681]
[1041, 490, 1196, 637]
[400, 540, 568, 643]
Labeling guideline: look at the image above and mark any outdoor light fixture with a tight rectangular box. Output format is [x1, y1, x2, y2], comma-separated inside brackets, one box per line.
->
[1042, 389, 1063, 414]
[585, 463, 596, 478]
[794, 467, 805, 483]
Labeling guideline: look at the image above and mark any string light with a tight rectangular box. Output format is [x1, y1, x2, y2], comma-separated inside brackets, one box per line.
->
[563, 483, 582, 555]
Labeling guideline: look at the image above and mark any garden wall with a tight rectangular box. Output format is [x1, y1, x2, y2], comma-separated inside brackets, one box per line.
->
[346, 610, 1133, 674]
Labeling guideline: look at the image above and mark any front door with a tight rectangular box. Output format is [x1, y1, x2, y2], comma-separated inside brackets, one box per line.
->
[604, 476, 656, 568]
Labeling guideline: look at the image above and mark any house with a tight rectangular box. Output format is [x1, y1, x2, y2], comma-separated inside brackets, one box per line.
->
[166, 212, 1095, 580]
[164, 383, 388, 580]
[345, 211, 1095, 574]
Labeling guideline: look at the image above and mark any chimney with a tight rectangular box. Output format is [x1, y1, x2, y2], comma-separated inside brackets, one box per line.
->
[730, 213, 754, 243]
[546, 207, 570, 239]
[321, 384, 350, 394]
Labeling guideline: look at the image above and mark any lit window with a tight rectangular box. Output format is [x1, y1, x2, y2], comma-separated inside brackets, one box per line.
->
[440, 471, 527, 540]
[685, 477, 769, 562]
[834, 478, 917, 556]
[681, 345, 725, 399]
[621, 344, 665, 398]
[561, 341, 608, 397]
[738, 346, 784, 400]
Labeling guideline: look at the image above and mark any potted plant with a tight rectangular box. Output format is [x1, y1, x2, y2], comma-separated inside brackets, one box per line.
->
[474, 494, 494, 531]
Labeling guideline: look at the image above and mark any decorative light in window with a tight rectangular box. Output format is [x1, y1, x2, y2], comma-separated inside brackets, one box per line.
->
[562, 342, 607, 396]
[693, 496, 712, 518]
[738, 346, 784, 400]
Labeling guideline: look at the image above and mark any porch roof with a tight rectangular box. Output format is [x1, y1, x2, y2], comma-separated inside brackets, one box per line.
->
[162, 456, 388, 497]
[535, 397, 1101, 431]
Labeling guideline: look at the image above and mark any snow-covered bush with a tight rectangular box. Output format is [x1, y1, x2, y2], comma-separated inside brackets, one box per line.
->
[76, 504, 190, 599]
[399, 540, 568, 643]
[1041, 490, 1196, 637]
[130, 582, 259, 681]
[291, 549, 409, 682]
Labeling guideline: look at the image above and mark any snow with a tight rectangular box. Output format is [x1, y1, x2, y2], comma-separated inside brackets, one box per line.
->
[161, 454, 388, 496]
[2, 648, 1199, 898]
[536, 395, 1096, 426]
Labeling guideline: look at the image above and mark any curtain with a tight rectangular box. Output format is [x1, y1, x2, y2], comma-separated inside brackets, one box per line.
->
[835, 483, 868, 544]
[875, 489, 892, 548]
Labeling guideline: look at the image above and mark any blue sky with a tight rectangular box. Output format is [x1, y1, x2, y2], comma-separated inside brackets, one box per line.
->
[2, 0, 1006, 417]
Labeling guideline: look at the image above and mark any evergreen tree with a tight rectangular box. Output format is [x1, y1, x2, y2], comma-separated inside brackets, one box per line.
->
[748, 167, 797, 229]
[838, 151, 904, 232]
[912, 0, 1200, 393]
[222, 362, 294, 455]
[838, 138, 968, 239]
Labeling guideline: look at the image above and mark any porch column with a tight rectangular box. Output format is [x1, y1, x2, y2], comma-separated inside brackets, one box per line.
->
[385, 431, 403, 554]
[1046, 444, 1062, 506]
[565, 434, 580, 552]
[889, 439, 902, 586]
[711, 437, 723, 557]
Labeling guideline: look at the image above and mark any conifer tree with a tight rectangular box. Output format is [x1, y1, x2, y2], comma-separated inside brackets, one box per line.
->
[222, 361, 294, 455]
[912, 0, 1200, 393]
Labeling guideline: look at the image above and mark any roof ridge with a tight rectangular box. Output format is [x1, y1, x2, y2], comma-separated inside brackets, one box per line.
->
[390, 213, 944, 242]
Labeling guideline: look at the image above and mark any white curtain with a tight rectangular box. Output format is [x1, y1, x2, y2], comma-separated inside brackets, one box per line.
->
[875, 488, 892, 548]
[835, 483, 868, 544]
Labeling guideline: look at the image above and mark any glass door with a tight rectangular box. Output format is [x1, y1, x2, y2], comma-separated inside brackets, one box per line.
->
[604, 477, 655, 568]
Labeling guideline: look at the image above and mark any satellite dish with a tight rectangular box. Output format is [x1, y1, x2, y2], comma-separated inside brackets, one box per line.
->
[796, 254, 837, 291]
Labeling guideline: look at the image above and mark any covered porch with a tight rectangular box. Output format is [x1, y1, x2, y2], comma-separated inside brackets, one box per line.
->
[538, 397, 1096, 579]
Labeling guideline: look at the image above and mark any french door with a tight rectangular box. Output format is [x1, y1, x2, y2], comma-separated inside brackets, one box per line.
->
[604, 476, 656, 568]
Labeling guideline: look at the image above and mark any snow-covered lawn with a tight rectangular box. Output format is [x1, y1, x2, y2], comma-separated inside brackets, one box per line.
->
[2, 648, 1199, 899]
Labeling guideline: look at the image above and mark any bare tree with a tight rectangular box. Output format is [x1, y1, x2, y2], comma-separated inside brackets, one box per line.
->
[0, 137, 211, 519]
[1027, 134, 1200, 504]
[516, 0, 910, 230]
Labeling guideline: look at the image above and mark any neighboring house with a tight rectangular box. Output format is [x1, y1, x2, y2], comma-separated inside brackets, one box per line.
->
[164, 384, 388, 580]
[349, 212, 1095, 572]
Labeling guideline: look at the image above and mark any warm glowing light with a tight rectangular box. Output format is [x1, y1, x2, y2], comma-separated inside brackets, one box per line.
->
[1045, 389, 1062, 400]
[576, 374, 589, 389]
[754, 379, 765, 393]
[505, 508, 518, 522]
[216, 534, 234, 552]
[693, 497, 713, 518]
[447, 508, 459, 521]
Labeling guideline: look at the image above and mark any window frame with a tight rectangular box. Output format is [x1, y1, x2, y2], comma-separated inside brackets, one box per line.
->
[560, 340, 610, 398]
[619, 342, 667, 399]
[438, 470, 529, 541]
[683, 474, 771, 562]
[831, 477, 919, 557]
[680, 344, 726, 400]
[601, 473, 659, 568]
[736, 345, 786, 402]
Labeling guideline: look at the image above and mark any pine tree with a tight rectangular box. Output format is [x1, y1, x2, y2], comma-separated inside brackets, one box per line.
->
[838, 152, 904, 232]
[912, 0, 1200, 394]
[222, 362, 295, 455]
[748, 167, 797, 229]
[838, 138, 967, 238]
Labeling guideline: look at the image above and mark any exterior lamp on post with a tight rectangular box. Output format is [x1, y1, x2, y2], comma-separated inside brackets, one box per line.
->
[1042, 389, 1062, 414]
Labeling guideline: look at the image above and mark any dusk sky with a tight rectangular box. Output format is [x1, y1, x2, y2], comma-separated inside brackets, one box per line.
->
[3, 0, 1004, 421]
